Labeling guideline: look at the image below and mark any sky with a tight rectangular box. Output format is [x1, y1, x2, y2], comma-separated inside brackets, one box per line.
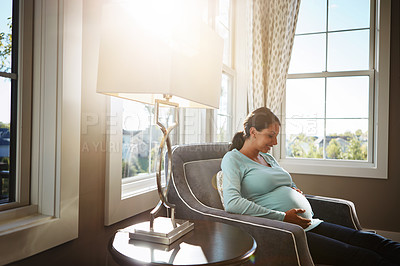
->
[0, 0, 12, 125]
[121, 98, 152, 131]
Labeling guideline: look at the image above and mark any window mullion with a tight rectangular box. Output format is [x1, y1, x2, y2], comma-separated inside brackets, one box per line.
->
[325, 0, 329, 72]
[288, 70, 374, 79]
[296, 27, 371, 37]
[0, 72, 17, 79]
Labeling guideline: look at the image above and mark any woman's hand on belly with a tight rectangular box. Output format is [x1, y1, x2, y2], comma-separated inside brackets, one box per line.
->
[291, 187, 304, 195]
[283, 208, 312, 229]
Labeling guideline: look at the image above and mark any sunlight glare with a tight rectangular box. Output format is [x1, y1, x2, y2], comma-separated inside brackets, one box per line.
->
[119, 0, 202, 56]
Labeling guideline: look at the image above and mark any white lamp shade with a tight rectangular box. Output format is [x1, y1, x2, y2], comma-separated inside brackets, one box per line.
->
[97, 2, 224, 109]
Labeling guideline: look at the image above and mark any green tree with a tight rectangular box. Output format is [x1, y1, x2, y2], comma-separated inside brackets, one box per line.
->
[150, 144, 161, 173]
[138, 156, 149, 173]
[122, 157, 143, 178]
[326, 139, 343, 159]
[288, 133, 322, 158]
[0, 122, 10, 129]
[343, 131, 353, 138]
[0, 17, 12, 72]
[307, 143, 323, 159]
[345, 137, 367, 161]
[288, 134, 307, 158]
[289, 129, 367, 161]
[217, 127, 227, 142]
[333, 129, 368, 161]
[1, 157, 9, 165]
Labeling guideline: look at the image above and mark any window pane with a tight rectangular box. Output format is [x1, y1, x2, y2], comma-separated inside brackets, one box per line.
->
[0, 77, 11, 201]
[216, 115, 229, 142]
[296, 0, 326, 34]
[0, 0, 13, 73]
[286, 78, 325, 119]
[181, 108, 206, 144]
[328, 0, 370, 31]
[327, 30, 369, 71]
[216, 73, 232, 142]
[216, 23, 231, 67]
[216, 0, 231, 67]
[289, 34, 326, 74]
[286, 119, 324, 159]
[218, 74, 229, 115]
[122, 100, 154, 178]
[326, 119, 368, 161]
[217, 0, 230, 28]
[121, 99, 174, 179]
[326, 76, 369, 119]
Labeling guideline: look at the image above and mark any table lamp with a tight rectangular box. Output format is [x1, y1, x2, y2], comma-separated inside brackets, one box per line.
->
[97, 0, 223, 245]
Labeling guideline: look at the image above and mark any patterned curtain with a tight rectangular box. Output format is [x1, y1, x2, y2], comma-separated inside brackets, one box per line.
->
[248, 0, 300, 113]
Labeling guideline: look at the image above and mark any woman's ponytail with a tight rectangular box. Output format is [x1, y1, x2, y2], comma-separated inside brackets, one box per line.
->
[229, 131, 246, 151]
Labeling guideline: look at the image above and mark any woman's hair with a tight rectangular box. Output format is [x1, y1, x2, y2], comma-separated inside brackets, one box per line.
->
[229, 107, 280, 151]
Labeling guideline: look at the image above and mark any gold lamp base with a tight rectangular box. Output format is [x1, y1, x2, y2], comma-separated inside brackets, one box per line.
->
[128, 217, 194, 245]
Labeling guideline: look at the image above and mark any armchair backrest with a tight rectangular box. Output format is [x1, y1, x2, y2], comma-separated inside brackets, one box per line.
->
[169, 143, 230, 210]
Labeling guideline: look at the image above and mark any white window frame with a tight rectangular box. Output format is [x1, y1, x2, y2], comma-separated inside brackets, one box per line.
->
[213, 67, 235, 142]
[0, 0, 31, 211]
[210, 0, 236, 142]
[0, 0, 81, 264]
[233, 0, 251, 133]
[275, 0, 390, 179]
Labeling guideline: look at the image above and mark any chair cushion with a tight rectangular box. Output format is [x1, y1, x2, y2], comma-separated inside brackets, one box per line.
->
[216, 171, 225, 208]
[183, 158, 224, 209]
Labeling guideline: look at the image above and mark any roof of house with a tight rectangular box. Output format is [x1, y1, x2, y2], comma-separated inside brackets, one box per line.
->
[1, 131, 10, 138]
[0, 138, 10, 145]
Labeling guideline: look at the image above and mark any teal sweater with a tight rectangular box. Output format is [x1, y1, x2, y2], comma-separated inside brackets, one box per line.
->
[221, 149, 322, 231]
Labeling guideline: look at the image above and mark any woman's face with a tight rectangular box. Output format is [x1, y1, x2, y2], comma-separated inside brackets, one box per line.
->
[251, 122, 280, 153]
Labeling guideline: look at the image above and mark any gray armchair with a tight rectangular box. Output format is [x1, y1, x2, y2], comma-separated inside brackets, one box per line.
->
[167, 143, 363, 266]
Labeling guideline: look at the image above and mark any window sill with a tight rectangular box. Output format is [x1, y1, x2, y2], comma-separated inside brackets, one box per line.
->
[0, 204, 78, 265]
[278, 158, 387, 179]
[0, 205, 53, 236]
[122, 173, 167, 199]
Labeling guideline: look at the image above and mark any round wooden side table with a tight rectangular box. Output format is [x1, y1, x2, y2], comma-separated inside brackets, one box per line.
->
[109, 220, 257, 265]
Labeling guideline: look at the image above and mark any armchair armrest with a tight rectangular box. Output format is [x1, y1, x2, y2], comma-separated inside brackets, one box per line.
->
[306, 194, 362, 230]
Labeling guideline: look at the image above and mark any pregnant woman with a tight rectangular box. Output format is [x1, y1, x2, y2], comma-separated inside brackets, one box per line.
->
[221, 107, 400, 266]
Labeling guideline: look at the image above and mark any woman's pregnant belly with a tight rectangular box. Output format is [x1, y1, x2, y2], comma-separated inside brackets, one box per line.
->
[260, 186, 314, 219]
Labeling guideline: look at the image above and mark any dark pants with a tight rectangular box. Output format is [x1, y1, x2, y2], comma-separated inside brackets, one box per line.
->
[307, 222, 400, 266]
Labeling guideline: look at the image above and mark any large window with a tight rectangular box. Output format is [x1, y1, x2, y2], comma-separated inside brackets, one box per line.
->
[0, 0, 17, 205]
[279, 0, 390, 178]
